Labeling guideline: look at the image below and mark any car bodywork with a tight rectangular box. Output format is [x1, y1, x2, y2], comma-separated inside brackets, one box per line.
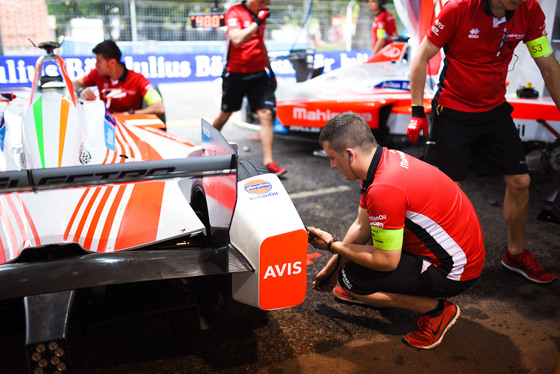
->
[255, 0, 560, 171]
[0, 42, 307, 372]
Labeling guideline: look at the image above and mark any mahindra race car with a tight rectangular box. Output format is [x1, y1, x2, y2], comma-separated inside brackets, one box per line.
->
[242, 0, 560, 172]
[0, 42, 307, 373]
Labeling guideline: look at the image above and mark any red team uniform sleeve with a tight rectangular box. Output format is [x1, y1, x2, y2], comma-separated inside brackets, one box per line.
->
[82, 68, 99, 88]
[361, 183, 407, 231]
[136, 73, 153, 97]
[426, 0, 458, 48]
[523, 1, 547, 42]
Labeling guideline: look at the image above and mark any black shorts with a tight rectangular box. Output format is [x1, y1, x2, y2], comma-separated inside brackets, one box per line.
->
[338, 252, 477, 298]
[426, 102, 528, 181]
[220, 70, 276, 113]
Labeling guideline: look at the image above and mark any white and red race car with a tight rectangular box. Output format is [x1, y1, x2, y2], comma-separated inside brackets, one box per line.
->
[0, 42, 307, 373]
[257, 0, 560, 171]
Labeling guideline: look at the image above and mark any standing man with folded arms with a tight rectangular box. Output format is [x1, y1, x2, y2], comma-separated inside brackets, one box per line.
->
[213, 0, 286, 176]
[407, 0, 559, 283]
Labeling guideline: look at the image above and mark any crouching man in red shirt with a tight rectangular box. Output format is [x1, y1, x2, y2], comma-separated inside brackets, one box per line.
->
[308, 112, 485, 350]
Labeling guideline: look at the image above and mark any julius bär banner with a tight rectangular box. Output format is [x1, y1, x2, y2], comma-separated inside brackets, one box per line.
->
[0, 50, 370, 88]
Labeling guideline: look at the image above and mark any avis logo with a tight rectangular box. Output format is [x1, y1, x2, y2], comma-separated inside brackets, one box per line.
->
[244, 179, 272, 194]
[469, 28, 480, 39]
[263, 261, 303, 279]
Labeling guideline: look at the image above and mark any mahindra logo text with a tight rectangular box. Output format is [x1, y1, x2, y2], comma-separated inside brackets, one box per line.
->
[293, 108, 372, 122]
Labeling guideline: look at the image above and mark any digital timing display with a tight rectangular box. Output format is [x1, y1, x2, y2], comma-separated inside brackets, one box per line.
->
[190, 14, 225, 28]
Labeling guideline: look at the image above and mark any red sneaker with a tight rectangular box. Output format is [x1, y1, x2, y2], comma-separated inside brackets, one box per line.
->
[265, 161, 287, 177]
[501, 247, 557, 283]
[403, 300, 460, 350]
[332, 286, 367, 305]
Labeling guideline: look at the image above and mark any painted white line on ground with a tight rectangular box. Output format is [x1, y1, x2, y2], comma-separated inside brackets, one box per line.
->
[289, 185, 351, 200]
[234, 120, 260, 132]
[167, 112, 241, 129]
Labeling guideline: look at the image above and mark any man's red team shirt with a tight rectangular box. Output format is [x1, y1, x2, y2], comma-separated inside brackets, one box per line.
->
[82, 67, 155, 113]
[426, 0, 547, 112]
[225, 4, 267, 73]
[360, 148, 485, 281]
[372, 10, 397, 49]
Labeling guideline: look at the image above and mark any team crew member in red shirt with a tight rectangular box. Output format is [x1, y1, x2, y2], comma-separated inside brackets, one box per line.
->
[369, 0, 398, 55]
[212, 0, 286, 176]
[73, 40, 165, 117]
[407, 0, 559, 283]
[308, 112, 485, 350]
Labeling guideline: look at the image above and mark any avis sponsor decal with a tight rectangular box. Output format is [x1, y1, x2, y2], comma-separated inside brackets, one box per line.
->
[263, 261, 303, 279]
[244, 179, 278, 200]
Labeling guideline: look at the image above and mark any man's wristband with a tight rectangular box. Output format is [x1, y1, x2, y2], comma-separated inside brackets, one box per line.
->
[411, 105, 426, 118]
[327, 238, 339, 254]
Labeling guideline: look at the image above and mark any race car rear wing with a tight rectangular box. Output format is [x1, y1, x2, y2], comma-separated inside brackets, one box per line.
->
[0, 153, 236, 193]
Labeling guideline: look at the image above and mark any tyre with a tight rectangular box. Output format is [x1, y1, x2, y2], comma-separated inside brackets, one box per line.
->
[237, 160, 269, 182]
[193, 160, 269, 326]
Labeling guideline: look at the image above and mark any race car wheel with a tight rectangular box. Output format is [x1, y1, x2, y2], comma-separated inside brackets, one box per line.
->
[549, 143, 560, 172]
[190, 182, 210, 229]
[237, 159, 269, 181]
[193, 160, 269, 326]
[541, 140, 560, 173]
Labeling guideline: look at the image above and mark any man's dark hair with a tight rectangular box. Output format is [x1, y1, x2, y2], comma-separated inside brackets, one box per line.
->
[319, 112, 377, 154]
[92, 40, 122, 62]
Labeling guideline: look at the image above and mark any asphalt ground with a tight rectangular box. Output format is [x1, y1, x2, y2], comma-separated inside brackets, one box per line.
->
[1, 81, 559, 373]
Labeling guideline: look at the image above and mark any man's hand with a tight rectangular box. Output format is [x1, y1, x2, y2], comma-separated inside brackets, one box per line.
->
[406, 105, 428, 145]
[78, 87, 97, 101]
[306, 227, 335, 251]
[312, 263, 338, 292]
[309, 226, 340, 292]
[253, 9, 270, 25]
